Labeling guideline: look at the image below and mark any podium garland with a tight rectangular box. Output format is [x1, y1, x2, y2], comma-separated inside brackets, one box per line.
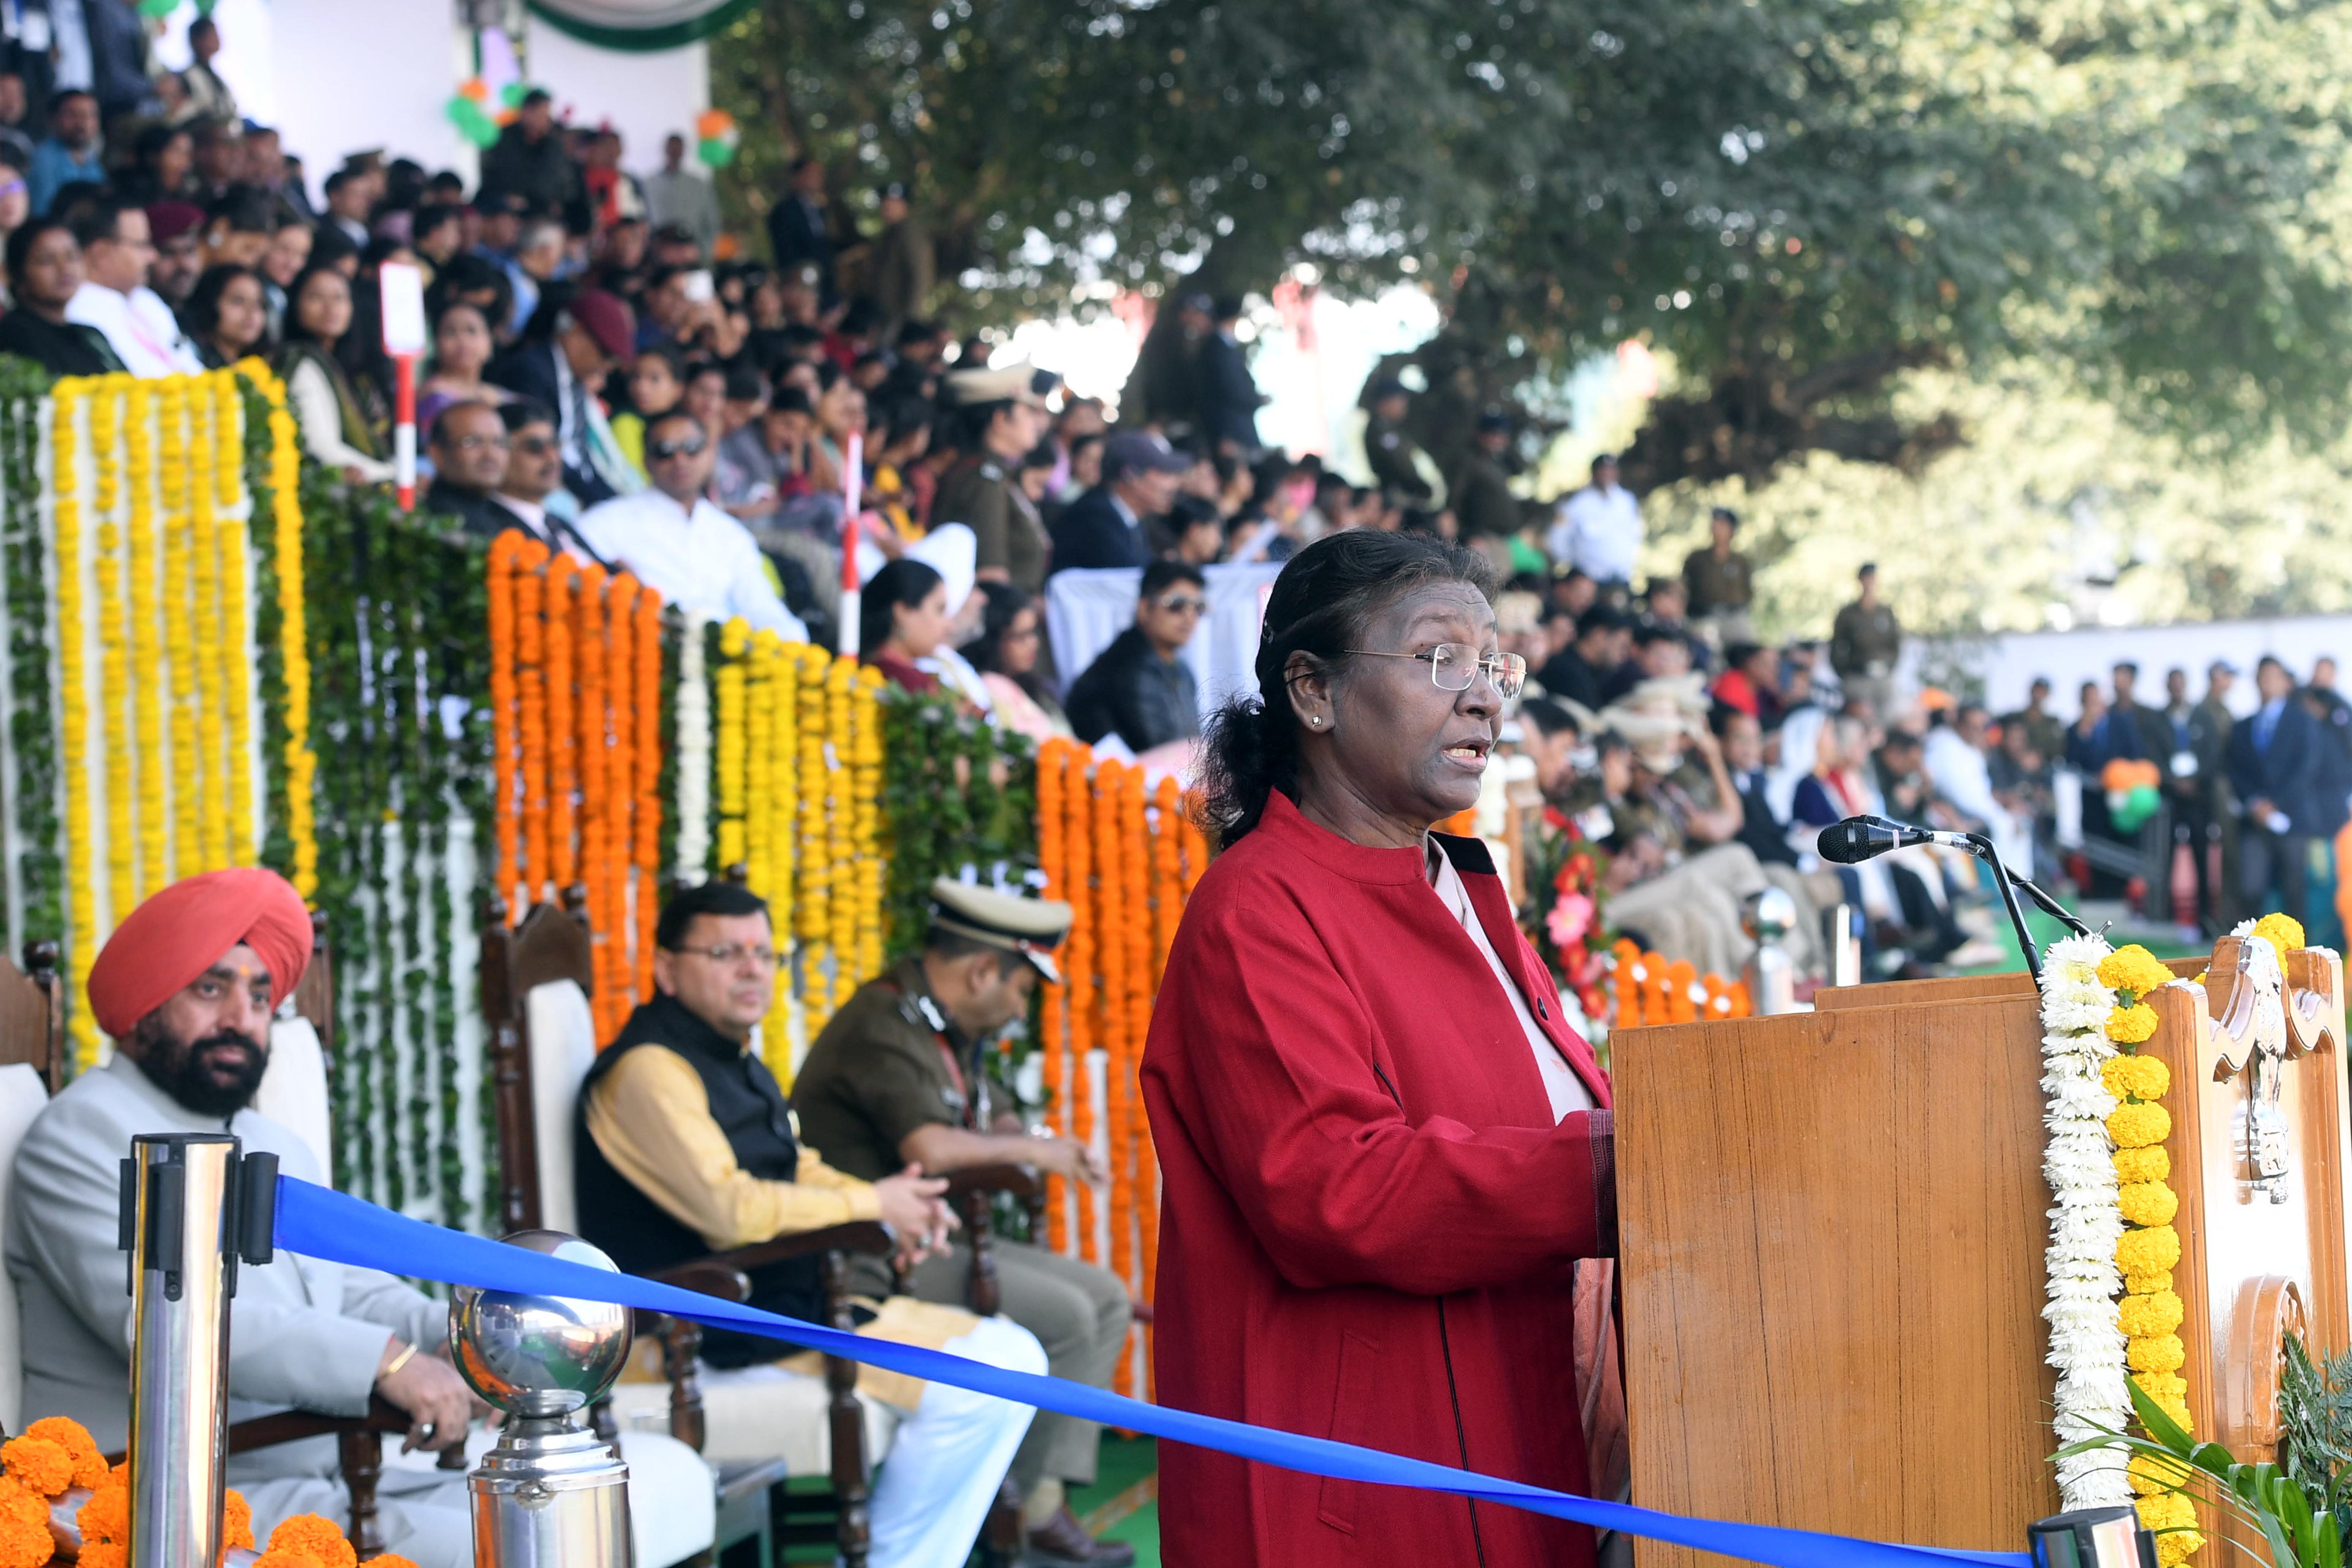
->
[2039, 933, 2202, 1565]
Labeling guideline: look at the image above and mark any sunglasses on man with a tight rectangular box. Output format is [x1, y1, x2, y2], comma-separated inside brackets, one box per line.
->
[648, 434, 708, 461]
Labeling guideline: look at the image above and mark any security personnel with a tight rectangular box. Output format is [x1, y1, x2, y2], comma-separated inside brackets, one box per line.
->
[1363, 375, 1437, 505]
[934, 362, 1056, 596]
[792, 879, 1135, 1568]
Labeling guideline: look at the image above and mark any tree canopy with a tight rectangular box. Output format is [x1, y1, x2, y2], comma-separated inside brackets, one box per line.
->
[713, 0, 2352, 485]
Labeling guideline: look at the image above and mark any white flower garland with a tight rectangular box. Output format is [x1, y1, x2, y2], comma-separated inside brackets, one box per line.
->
[2039, 930, 2134, 1509]
[673, 610, 712, 884]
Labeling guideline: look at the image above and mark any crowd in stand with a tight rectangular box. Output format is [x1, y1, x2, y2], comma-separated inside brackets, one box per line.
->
[5, 8, 2344, 1009]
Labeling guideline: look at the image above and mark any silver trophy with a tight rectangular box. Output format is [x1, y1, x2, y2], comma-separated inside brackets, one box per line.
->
[451, 1230, 636, 1568]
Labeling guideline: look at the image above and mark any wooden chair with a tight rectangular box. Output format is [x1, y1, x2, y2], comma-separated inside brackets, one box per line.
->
[479, 889, 894, 1568]
[0, 925, 420, 1557]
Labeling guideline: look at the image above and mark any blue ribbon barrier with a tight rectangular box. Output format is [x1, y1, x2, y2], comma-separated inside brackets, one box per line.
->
[275, 1175, 2030, 1568]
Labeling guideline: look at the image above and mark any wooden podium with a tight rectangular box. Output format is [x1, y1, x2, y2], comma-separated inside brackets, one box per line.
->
[1615, 941, 2352, 1566]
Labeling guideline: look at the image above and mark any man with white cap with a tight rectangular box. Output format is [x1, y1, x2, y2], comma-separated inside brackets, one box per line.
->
[1048, 429, 1192, 574]
[793, 880, 1135, 1567]
[935, 361, 1056, 595]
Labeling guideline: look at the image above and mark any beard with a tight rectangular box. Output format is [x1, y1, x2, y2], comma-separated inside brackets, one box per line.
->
[130, 1015, 270, 1118]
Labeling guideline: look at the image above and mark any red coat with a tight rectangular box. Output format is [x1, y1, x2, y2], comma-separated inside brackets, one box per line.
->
[1142, 792, 1615, 1568]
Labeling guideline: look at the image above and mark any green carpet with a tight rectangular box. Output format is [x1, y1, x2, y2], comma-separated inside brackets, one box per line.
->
[1070, 1437, 1160, 1566]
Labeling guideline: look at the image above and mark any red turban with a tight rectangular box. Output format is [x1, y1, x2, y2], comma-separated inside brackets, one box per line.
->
[86, 868, 312, 1038]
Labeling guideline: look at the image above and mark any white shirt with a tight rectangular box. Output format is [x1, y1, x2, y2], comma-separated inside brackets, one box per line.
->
[574, 488, 808, 641]
[1546, 482, 1643, 583]
[1430, 845, 1594, 1124]
[65, 281, 202, 378]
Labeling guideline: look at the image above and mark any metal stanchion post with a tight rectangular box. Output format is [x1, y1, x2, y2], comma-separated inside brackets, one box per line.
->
[452, 1230, 635, 1568]
[121, 1134, 278, 1568]
[1741, 887, 1799, 1015]
[2028, 1506, 2159, 1568]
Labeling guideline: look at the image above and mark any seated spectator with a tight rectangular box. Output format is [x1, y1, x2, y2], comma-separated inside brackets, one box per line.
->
[273, 263, 392, 482]
[489, 399, 606, 561]
[420, 401, 519, 539]
[65, 194, 203, 376]
[715, 386, 814, 526]
[0, 219, 123, 374]
[1924, 702, 2031, 875]
[146, 201, 205, 309]
[27, 91, 103, 216]
[118, 122, 197, 206]
[1535, 604, 1626, 713]
[1640, 575, 1709, 671]
[486, 284, 640, 505]
[1049, 430, 1191, 573]
[11, 872, 479, 1563]
[1710, 642, 1782, 725]
[968, 581, 1070, 742]
[180, 262, 267, 368]
[199, 184, 278, 270]
[575, 408, 807, 637]
[577, 881, 1048, 1568]
[1065, 560, 1205, 754]
[1165, 495, 1226, 566]
[793, 880, 1134, 1568]
[612, 342, 687, 480]
[416, 298, 510, 438]
[861, 557, 950, 697]
[1601, 619, 1690, 704]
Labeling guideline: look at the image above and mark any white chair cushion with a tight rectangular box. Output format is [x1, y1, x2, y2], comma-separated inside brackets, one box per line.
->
[525, 979, 598, 1237]
[381, 1426, 716, 1568]
[255, 1016, 333, 1179]
[0, 1062, 48, 1432]
[605, 1362, 899, 1478]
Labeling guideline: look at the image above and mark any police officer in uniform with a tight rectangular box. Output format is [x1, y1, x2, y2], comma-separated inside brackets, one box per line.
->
[792, 879, 1136, 1568]
[934, 362, 1057, 596]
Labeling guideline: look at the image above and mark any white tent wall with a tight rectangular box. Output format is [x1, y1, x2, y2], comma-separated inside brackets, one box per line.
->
[1902, 613, 2352, 721]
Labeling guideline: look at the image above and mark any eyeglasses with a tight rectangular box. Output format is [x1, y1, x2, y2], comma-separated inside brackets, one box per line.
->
[670, 942, 780, 969]
[1152, 594, 1208, 615]
[1345, 643, 1526, 699]
[444, 433, 509, 452]
[512, 435, 555, 455]
[648, 435, 707, 460]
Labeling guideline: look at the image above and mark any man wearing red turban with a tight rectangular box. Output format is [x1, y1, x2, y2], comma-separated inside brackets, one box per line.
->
[5, 869, 485, 1567]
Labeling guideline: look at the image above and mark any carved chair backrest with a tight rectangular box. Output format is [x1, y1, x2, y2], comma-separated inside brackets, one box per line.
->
[480, 887, 596, 1236]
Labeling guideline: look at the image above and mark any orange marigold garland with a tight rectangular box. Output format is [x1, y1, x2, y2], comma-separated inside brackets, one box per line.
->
[265, 1512, 359, 1568]
[486, 534, 521, 912]
[599, 574, 636, 1038]
[513, 540, 550, 914]
[1095, 757, 1132, 1394]
[634, 588, 664, 1005]
[573, 563, 610, 1029]
[1036, 738, 1071, 1255]
[544, 555, 578, 891]
[1064, 746, 1097, 1267]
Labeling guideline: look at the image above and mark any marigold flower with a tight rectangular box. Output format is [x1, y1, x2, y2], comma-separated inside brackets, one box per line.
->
[358, 1556, 422, 1568]
[2128, 1332, 2187, 1374]
[267, 1513, 358, 1568]
[2118, 1181, 2180, 1228]
[2099, 946, 2176, 999]
[223, 1489, 255, 1551]
[20, 1421, 103, 1491]
[0, 1514, 52, 1568]
[2116, 1224, 2182, 1277]
[2118, 1290, 2186, 1339]
[2105, 1002, 2160, 1045]
[2107, 1102, 2172, 1149]
[2114, 1146, 2171, 1185]
[2123, 1267, 2174, 1296]
[2134, 1372, 2188, 1408]
[2251, 912, 2305, 968]
[0, 1439, 71, 1499]
[2129, 1451, 2191, 1495]
[2102, 1054, 2171, 1102]
[79, 1543, 126, 1568]
[250, 1551, 324, 1568]
[74, 1484, 127, 1545]
[0, 1481, 44, 1533]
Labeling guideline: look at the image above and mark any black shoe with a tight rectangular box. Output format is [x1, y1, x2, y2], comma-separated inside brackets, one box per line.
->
[1024, 1506, 1136, 1566]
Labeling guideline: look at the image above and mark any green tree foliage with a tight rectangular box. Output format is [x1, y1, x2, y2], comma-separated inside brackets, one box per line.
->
[712, 0, 2352, 486]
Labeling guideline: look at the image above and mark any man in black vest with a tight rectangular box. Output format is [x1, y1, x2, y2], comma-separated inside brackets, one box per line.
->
[576, 881, 1048, 1568]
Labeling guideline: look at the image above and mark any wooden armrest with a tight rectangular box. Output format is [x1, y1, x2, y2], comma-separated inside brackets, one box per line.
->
[699, 1220, 896, 1274]
[939, 1163, 1043, 1200]
[114, 1395, 413, 1465]
[646, 1260, 754, 1303]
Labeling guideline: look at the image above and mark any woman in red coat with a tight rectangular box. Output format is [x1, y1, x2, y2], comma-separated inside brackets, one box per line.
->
[1142, 530, 1615, 1567]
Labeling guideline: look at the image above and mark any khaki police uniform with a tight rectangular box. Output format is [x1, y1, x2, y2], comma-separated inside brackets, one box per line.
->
[792, 882, 1131, 1501]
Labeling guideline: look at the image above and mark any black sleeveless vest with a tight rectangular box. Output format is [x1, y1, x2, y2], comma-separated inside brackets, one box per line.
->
[574, 994, 827, 1366]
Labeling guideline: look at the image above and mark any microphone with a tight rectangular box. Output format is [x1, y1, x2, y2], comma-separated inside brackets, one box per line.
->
[1818, 815, 1970, 863]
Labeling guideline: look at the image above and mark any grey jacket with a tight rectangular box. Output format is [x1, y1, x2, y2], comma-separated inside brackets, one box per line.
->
[6, 1055, 445, 1478]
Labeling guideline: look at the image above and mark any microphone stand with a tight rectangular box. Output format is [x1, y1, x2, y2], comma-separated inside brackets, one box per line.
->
[1965, 831, 2044, 986]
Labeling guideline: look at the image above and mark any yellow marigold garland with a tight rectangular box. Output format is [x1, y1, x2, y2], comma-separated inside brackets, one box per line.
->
[825, 657, 855, 1011]
[206, 373, 255, 864]
[713, 618, 747, 870]
[52, 383, 99, 1070]
[92, 381, 135, 936]
[2101, 945, 2197, 1561]
[128, 382, 165, 899]
[253, 368, 318, 899]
